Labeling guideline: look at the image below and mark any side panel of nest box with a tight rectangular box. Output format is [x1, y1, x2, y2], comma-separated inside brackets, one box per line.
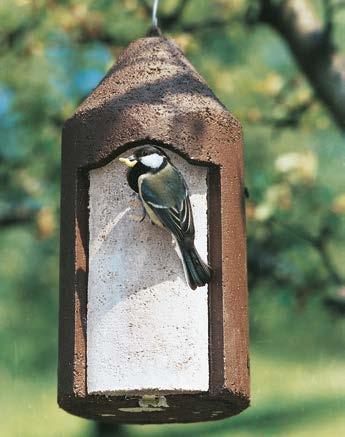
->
[87, 150, 209, 393]
[58, 36, 249, 424]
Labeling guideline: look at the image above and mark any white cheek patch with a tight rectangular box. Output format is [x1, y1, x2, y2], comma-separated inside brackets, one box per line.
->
[140, 153, 164, 169]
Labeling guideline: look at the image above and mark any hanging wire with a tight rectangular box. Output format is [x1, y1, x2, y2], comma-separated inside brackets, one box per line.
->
[152, 0, 160, 29]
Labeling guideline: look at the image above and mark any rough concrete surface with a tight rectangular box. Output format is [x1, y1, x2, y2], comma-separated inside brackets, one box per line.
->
[87, 148, 209, 393]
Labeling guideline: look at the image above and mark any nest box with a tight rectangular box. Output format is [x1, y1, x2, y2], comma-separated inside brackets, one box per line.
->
[59, 36, 249, 423]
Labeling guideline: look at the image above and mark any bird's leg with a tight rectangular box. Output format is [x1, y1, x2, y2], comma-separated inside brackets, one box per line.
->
[139, 202, 147, 222]
[138, 200, 154, 225]
[128, 193, 147, 223]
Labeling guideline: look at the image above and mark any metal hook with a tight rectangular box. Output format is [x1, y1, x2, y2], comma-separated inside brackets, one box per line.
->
[152, 0, 159, 29]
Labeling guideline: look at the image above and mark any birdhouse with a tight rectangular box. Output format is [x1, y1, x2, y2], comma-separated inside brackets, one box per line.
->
[58, 36, 249, 423]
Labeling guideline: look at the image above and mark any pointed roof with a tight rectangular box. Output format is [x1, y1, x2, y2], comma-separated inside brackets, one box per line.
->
[63, 36, 241, 167]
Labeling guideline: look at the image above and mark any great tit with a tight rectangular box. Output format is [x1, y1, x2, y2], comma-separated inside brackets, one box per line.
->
[119, 145, 211, 290]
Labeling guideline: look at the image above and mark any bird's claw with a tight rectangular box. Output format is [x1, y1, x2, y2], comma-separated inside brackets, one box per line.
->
[139, 203, 147, 222]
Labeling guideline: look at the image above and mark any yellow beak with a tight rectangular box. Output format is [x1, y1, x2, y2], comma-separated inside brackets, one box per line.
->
[119, 157, 137, 168]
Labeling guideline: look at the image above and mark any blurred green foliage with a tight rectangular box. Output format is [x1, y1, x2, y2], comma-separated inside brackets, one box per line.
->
[0, 0, 345, 435]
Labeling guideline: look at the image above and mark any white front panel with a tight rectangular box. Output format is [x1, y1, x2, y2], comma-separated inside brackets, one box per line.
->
[87, 149, 209, 393]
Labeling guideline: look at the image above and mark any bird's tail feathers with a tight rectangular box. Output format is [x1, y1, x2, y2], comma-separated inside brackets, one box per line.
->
[179, 243, 211, 290]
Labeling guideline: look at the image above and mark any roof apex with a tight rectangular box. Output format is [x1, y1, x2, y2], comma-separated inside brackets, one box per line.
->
[74, 36, 230, 117]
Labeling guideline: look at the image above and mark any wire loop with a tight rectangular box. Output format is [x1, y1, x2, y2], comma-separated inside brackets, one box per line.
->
[152, 0, 159, 29]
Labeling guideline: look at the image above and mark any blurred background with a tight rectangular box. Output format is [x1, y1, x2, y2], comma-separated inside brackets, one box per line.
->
[1, 0, 345, 436]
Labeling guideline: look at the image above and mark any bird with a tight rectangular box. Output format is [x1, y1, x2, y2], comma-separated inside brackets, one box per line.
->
[119, 145, 211, 290]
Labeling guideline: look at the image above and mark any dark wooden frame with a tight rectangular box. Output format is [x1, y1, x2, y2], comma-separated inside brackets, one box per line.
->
[58, 36, 249, 423]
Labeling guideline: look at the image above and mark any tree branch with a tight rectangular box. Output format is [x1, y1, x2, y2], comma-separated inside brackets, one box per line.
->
[257, 0, 345, 131]
[0, 205, 41, 228]
[270, 216, 344, 286]
[75, 28, 129, 47]
[258, 97, 315, 129]
[164, 0, 191, 27]
[0, 15, 40, 51]
[179, 18, 232, 33]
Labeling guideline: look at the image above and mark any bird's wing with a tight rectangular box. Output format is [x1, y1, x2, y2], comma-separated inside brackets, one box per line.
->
[152, 196, 194, 242]
[139, 168, 195, 242]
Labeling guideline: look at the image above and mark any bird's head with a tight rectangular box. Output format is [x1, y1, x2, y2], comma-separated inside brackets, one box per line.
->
[119, 145, 168, 172]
